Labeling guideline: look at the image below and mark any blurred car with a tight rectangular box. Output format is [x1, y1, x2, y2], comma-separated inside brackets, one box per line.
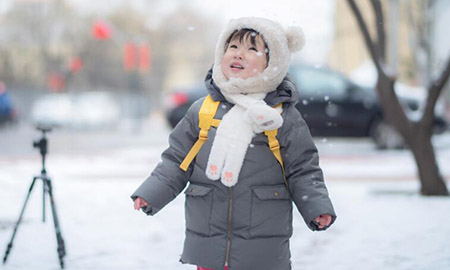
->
[164, 65, 448, 149]
[30, 91, 120, 129]
[290, 65, 446, 149]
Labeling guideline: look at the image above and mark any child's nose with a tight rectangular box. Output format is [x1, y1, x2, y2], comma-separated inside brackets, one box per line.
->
[234, 49, 244, 59]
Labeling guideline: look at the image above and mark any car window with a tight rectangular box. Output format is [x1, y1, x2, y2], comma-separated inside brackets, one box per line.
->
[292, 67, 348, 99]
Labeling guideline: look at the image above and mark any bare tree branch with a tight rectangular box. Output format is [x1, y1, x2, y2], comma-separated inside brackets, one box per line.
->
[346, 0, 385, 76]
[422, 56, 450, 125]
[370, 0, 386, 59]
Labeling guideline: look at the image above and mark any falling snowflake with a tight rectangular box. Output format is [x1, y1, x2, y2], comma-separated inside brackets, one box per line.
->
[256, 52, 263, 56]
[302, 99, 309, 105]
[273, 67, 278, 71]
[221, 104, 227, 109]
[249, 144, 255, 148]
[186, 26, 195, 31]
[324, 96, 329, 101]
[325, 104, 338, 117]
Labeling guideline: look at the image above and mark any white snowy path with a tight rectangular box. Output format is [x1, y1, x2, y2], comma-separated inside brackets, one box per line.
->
[1, 126, 450, 270]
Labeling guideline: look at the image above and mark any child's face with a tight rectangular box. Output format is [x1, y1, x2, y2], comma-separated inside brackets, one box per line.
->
[221, 34, 268, 80]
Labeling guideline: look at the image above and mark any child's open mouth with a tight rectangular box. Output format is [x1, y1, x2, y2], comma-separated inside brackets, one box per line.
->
[230, 63, 244, 70]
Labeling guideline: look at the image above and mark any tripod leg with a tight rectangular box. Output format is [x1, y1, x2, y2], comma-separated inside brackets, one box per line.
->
[43, 178, 46, 223]
[44, 177, 66, 269]
[3, 177, 39, 264]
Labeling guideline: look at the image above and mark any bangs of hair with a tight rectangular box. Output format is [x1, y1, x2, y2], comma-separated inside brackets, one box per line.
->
[224, 28, 269, 62]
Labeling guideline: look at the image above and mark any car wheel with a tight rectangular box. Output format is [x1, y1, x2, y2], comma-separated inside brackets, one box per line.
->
[370, 119, 406, 149]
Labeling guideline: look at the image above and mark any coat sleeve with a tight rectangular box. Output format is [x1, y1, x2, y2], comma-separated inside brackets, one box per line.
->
[280, 105, 337, 231]
[130, 98, 203, 215]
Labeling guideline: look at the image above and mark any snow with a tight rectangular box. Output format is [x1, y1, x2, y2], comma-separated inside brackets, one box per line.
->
[1, 125, 450, 269]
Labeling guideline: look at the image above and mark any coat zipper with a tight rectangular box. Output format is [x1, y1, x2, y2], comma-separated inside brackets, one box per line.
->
[224, 186, 233, 268]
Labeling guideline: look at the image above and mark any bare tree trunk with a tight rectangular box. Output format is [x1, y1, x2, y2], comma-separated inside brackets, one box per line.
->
[373, 76, 447, 195]
[409, 125, 448, 195]
[347, 0, 449, 196]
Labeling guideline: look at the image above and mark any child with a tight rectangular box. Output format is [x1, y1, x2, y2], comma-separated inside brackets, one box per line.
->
[131, 17, 336, 270]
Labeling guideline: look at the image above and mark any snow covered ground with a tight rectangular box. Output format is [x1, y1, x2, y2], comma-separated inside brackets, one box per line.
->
[1, 122, 450, 270]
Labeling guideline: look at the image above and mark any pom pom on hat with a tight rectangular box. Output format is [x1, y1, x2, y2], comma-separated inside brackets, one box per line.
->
[286, 26, 306, 52]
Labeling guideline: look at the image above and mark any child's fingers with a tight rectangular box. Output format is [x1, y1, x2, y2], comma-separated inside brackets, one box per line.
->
[317, 214, 332, 229]
[318, 219, 325, 229]
[134, 197, 149, 210]
[134, 198, 141, 210]
[325, 215, 332, 226]
[142, 199, 149, 206]
[314, 215, 331, 229]
[314, 216, 323, 229]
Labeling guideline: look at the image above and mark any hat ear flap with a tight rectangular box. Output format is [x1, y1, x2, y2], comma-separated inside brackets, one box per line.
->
[286, 26, 305, 52]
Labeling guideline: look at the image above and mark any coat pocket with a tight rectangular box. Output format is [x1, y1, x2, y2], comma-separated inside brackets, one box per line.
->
[184, 183, 214, 236]
[249, 185, 292, 238]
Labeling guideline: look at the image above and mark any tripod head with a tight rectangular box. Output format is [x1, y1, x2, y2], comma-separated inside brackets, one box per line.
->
[36, 125, 52, 133]
[33, 125, 52, 174]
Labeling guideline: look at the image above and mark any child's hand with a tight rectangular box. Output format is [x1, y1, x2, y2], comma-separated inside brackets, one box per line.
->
[133, 197, 149, 210]
[314, 214, 332, 229]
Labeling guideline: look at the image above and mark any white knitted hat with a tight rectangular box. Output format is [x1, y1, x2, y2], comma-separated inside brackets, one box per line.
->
[212, 17, 305, 95]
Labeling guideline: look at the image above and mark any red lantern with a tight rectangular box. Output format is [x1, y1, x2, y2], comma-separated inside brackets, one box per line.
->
[92, 21, 111, 40]
[123, 43, 151, 72]
[139, 44, 151, 73]
[47, 72, 65, 92]
[123, 43, 136, 70]
[69, 57, 83, 73]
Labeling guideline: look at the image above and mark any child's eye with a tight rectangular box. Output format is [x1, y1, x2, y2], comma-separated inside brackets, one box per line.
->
[249, 47, 257, 51]
[229, 45, 238, 49]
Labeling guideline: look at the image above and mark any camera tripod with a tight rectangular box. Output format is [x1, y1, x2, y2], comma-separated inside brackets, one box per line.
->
[2, 126, 66, 268]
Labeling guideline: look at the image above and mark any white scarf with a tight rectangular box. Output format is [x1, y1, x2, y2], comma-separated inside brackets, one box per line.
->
[205, 83, 283, 187]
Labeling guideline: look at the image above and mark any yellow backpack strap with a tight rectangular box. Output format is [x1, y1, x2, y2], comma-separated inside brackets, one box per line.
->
[264, 103, 290, 191]
[180, 95, 220, 171]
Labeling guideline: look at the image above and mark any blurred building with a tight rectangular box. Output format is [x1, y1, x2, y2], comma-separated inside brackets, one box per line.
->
[329, 0, 449, 88]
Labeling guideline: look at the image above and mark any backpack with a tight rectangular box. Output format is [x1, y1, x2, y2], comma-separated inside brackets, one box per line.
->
[179, 95, 289, 190]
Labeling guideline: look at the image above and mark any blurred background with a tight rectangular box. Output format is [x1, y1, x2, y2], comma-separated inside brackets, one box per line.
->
[0, 0, 448, 139]
[1, 0, 450, 269]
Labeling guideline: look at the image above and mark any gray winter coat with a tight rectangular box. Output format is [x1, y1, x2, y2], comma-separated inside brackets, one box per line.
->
[131, 70, 336, 270]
